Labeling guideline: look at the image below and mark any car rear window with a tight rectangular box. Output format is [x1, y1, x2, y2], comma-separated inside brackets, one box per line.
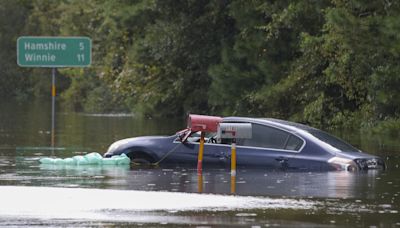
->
[307, 129, 360, 152]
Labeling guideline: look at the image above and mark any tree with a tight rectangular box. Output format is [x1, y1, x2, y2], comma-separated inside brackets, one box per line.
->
[209, 0, 329, 116]
[0, 0, 33, 99]
[114, 0, 232, 117]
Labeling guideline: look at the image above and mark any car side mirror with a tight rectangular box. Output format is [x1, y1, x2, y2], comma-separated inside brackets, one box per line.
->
[176, 129, 191, 143]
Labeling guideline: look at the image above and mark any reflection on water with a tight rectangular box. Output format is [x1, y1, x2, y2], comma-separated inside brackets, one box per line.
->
[0, 186, 316, 214]
[0, 154, 399, 227]
[2, 154, 398, 200]
[1, 100, 400, 227]
[0, 185, 322, 227]
[0, 99, 183, 152]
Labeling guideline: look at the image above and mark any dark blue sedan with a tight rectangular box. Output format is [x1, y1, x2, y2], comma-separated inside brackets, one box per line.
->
[104, 117, 385, 171]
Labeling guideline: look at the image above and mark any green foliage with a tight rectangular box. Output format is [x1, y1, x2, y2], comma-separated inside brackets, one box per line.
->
[112, 0, 231, 117]
[0, 0, 33, 99]
[1, 0, 400, 129]
[371, 118, 400, 138]
[60, 69, 126, 113]
[250, 0, 400, 129]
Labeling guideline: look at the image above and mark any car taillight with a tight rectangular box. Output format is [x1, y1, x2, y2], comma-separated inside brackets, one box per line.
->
[328, 157, 358, 171]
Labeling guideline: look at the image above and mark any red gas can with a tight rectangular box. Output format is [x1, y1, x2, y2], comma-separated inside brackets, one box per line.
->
[187, 114, 222, 132]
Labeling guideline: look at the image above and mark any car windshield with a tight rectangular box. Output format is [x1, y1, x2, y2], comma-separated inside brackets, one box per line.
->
[307, 129, 360, 153]
[175, 129, 215, 143]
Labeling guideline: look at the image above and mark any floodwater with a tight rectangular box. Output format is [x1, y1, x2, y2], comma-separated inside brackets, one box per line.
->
[0, 100, 400, 227]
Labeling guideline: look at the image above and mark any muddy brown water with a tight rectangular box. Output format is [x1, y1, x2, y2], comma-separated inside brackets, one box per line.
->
[0, 100, 399, 227]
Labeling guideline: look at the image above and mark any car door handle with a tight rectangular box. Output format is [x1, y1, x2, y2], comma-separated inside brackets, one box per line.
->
[214, 151, 229, 160]
[275, 157, 288, 163]
[276, 157, 290, 169]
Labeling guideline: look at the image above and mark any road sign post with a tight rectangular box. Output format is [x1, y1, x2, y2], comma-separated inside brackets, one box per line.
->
[17, 36, 92, 149]
[51, 68, 56, 148]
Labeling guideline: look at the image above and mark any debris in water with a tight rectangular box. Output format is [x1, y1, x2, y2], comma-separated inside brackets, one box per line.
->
[39, 152, 130, 166]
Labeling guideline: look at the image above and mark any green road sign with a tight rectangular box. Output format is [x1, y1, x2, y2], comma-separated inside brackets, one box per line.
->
[17, 36, 91, 67]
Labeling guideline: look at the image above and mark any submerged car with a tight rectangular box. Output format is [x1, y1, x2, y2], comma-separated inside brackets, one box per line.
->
[104, 117, 385, 171]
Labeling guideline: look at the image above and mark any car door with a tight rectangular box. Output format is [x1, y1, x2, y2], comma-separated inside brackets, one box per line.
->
[170, 132, 229, 164]
[234, 123, 302, 169]
[168, 124, 304, 168]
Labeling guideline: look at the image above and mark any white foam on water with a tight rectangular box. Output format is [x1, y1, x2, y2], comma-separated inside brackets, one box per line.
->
[0, 186, 315, 221]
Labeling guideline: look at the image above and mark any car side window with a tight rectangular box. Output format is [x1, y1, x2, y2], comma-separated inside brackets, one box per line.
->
[239, 124, 302, 151]
[240, 124, 288, 149]
[284, 135, 303, 151]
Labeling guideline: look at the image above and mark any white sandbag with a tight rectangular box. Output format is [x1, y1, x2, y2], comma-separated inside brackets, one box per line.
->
[39, 152, 131, 166]
[73, 155, 89, 165]
[84, 152, 103, 164]
[114, 154, 131, 165]
[63, 157, 76, 165]
[39, 157, 55, 164]
[101, 157, 117, 165]
[53, 158, 65, 165]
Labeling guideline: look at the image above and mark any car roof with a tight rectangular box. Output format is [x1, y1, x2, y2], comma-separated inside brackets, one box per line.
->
[222, 116, 316, 134]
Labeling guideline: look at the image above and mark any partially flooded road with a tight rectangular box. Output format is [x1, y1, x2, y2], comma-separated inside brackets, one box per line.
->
[0, 150, 399, 227]
[0, 100, 399, 227]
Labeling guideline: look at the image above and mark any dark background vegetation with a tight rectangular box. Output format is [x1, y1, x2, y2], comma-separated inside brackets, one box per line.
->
[1, 0, 400, 132]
